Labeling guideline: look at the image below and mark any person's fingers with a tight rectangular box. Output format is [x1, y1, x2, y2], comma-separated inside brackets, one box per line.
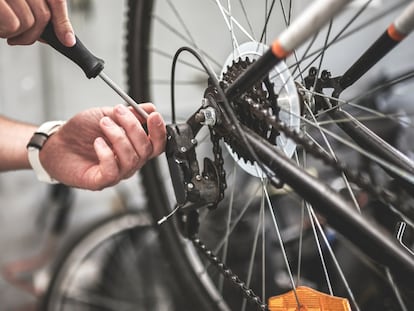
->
[7, 0, 50, 45]
[46, 0, 75, 46]
[1, 0, 34, 41]
[92, 136, 119, 190]
[99, 116, 140, 178]
[0, 1, 20, 38]
[147, 112, 166, 157]
[128, 102, 157, 124]
[114, 104, 153, 165]
[122, 102, 166, 158]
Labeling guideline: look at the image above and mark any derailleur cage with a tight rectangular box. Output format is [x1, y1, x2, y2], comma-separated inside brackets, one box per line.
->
[165, 122, 221, 214]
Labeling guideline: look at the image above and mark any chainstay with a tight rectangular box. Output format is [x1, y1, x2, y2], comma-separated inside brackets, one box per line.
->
[191, 236, 269, 311]
[240, 104, 401, 207]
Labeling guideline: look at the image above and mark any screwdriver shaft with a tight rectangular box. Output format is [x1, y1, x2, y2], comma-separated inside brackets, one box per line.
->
[98, 72, 148, 120]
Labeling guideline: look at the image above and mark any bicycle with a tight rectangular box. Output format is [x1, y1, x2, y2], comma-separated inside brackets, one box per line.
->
[40, 0, 414, 310]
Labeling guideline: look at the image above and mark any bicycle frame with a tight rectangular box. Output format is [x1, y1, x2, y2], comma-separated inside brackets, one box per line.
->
[166, 0, 414, 286]
[227, 0, 414, 176]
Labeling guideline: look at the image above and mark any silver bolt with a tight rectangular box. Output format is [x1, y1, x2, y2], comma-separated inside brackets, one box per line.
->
[187, 183, 194, 191]
[195, 175, 202, 181]
[191, 138, 198, 146]
[197, 107, 217, 126]
[180, 146, 187, 153]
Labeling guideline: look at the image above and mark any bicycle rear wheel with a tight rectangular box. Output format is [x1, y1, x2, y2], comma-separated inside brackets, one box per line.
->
[127, 1, 414, 310]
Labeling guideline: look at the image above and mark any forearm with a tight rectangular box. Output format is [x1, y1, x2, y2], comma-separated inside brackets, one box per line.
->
[0, 116, 37, 171]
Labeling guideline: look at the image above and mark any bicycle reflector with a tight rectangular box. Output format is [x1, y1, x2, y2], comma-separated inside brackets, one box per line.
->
[268, 286, 351, 311]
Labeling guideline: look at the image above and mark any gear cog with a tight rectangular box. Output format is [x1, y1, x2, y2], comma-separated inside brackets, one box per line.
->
[220, 58, 280, 164]
[219, 42, 301, 177]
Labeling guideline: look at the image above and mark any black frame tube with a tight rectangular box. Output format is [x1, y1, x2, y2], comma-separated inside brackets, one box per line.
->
[338, 30, 401, 91]
[239, 127, 414, 283]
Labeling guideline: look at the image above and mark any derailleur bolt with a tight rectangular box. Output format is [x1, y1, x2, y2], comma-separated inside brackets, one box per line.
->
[191, 138, 198, 146]
[187, 182, 195, 191]
[195, 106, 217, 126]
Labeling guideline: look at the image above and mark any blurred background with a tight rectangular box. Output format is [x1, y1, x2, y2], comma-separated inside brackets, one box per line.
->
[0, 0, 413, 310]
[0, 1, 141, 309]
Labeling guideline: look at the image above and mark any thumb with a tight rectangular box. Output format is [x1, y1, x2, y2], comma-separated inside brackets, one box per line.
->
[47, 0, 75, 47]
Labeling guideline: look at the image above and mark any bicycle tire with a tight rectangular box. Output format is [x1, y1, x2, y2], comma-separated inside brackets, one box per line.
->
[126, 1, 414, 310]
[38, 211, 182, 310]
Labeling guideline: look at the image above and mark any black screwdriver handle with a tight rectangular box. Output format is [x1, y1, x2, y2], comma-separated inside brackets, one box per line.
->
[41, 22, 104, 79]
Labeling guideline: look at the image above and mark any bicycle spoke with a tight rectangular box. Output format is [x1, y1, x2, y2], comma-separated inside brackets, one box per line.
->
[351, 68, 414, 102]
[293, 0, 374, 79]
[279, 0, 309, 84]
[238, 0, 256, 40]
[63, 291, 137, 310]
[150, 47, 206, 73]
[240, 193, 265, 311]
[214, 0, 241, 55]
[257, 169, 301, 307]
[218, 164, 237, 293]
[302, 98, 361, 212]
[279, 103, 414, 181]
[213, 183, 262, 254]
[259, 0, 276, 44]
[208, 0, 255, 42]
[166, 0, 199, 48]
[306, 202, 333, 295]
[308, 207, 361, 311]
[385, 267, 409, 311]
[152, 15, 222, 69]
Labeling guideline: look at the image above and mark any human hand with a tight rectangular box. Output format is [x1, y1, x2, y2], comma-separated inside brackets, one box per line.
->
[40, 103, 166, 190]
[0, 0, 75, 46]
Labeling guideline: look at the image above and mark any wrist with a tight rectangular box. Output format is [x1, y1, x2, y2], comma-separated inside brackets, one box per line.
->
[27, 121, 66, 183]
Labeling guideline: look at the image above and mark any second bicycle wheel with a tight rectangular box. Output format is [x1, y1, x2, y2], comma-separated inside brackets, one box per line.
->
[40, 211, 191, 310]
[127, 1, 414, 310]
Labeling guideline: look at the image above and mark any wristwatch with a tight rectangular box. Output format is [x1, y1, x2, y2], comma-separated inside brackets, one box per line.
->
[27, 120, 66, 184]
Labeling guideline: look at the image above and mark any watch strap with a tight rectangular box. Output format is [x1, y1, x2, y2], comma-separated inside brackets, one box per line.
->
[27, 120, 66, 184]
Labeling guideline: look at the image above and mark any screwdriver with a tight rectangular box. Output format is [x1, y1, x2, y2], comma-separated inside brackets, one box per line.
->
[41, 22, 148, 120]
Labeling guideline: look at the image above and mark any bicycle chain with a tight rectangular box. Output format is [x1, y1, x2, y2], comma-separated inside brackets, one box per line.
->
[210, 128, 227, 201]
[191, 236, 269, 311]
[215, 88, 399, 206]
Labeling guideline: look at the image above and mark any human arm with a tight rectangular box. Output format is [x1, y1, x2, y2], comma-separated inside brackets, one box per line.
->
[0, 0, 75, 46]
[0, 103, 166, 190]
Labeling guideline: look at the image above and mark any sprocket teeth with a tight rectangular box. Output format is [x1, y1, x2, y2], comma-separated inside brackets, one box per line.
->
[220, 58, 280, 164]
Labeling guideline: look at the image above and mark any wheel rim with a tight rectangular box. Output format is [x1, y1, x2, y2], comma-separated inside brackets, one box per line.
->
[43, 213, 177, 311]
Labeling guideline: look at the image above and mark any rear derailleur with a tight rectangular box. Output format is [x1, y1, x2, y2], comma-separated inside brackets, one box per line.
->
[165, 87, 227, 237]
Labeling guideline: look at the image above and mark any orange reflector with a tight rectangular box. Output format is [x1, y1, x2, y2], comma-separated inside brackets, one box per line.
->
[268, 286, 351, 311]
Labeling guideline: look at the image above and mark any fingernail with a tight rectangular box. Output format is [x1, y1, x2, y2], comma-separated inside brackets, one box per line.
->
[116, 104, 128, 115]
[102, 116, 114, 127]
[152, 113, 164, 126]
[65, 32, 76, 47]
[95, 137, 105, 147]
